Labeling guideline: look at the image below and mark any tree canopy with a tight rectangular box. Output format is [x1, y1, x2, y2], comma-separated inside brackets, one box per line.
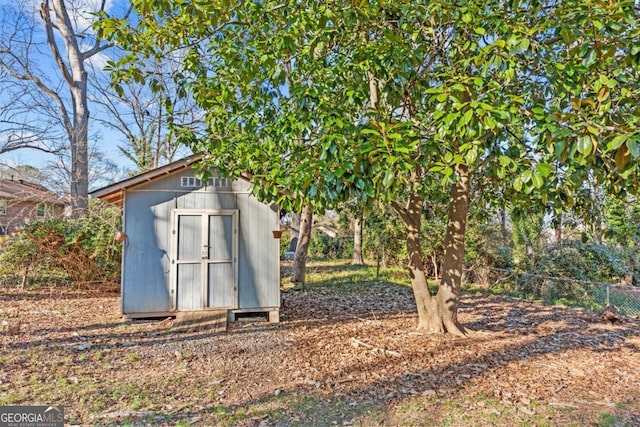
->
[99, 0, 640, 334]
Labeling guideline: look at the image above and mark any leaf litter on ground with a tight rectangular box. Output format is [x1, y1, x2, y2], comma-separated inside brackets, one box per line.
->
[1, 267, 639, 426]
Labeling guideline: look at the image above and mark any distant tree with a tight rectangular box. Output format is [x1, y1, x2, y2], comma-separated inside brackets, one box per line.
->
[0, 2, 68, 156]
[351, 211, 364, 266]
[511, 206, 546, 267]
[0, 164, 48, 186]
[604, 194, 640, 247]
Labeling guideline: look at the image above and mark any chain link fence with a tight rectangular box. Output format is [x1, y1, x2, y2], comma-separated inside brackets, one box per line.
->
[465, 267, 640, 316]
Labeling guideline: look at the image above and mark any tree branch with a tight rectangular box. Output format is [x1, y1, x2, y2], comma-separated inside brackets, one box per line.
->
[2, 63, 73, 136]
[40, 0, 73, 85]
[390, 200, 409, 223]
[82, 40, 114, 59]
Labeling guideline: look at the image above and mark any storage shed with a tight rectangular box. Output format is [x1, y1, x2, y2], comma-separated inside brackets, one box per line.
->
[90, 155, 280, 322]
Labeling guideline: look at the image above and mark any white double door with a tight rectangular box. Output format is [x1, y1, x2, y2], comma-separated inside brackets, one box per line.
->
[171, 210, 238, 310]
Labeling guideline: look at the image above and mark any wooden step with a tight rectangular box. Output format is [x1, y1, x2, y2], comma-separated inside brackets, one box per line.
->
[172, 310, 227, 333]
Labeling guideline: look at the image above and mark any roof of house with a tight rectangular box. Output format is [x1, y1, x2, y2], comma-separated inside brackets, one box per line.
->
[0, 178, 65, 205]
[90, 153, 251, 208]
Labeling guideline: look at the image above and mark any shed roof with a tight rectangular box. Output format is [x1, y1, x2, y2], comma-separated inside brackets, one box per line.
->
[0, 178, 65, 205]
[89, 154, 203, 207]
[90, 153, 252, 208]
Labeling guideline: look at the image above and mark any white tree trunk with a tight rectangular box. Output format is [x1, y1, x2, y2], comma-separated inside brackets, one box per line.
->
[351, 212, 364, 265]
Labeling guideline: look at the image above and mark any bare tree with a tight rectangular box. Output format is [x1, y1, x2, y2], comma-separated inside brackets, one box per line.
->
[0, 164, 48, 185]
[0, 0, 126, 215]
[0, 2, 66, 156]
[42, 141, 121, 196]
[89, 53, 202, 174]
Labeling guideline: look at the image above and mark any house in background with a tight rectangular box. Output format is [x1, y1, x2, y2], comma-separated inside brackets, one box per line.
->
[0, 178, 67, 235]
[90, 154, 281, 322]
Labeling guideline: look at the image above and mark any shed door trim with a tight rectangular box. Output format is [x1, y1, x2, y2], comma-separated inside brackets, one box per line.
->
[170, 209, 239, 311]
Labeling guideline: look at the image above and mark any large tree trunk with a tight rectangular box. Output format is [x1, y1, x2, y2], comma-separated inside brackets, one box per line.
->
[69, 82, 89, 216]
[435, 164, 471, 337]
[42, 0, 99, 216]
[393, 165, 471, 337]
[50, 0, 89, 215]
[395, 193, 436, 330]
[291, 205, 313, 287]
[351, 211, 364, 265]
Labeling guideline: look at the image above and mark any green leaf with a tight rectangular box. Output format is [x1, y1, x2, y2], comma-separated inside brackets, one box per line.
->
[554, 140, 567, 159]
[382, 170, 394, 189]
[465, 147, 478, 165]
[499, 155, 511, 167]
[458, 109, 473, 130]
[361, 128, 380, 136]
[607, 135, 627, 151]
[536, 163, 553, 177]
[444, 152, 453, 163]
[513, 176, 523, 192]
[577, 135, 593, 155]
[484, 115, 497, 130]
[531, 172, 543, 189]
[586, 125, 600, 136]
[583, 48, 597, 66]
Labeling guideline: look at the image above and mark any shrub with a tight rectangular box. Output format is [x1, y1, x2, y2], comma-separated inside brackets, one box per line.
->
[0, 199, 122, 287]
[528, 240, 629, 283]
[308, 232, 353, 259]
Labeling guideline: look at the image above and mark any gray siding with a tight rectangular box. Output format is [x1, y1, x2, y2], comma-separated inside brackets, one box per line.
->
[121, 170, 279, 315]
[122, 191, 174, 314]
[175, 192, 236, 210]
[237, 194, 280, 309]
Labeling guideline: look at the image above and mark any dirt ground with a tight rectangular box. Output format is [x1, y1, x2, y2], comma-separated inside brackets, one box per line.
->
[1, 280, 640, 426]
